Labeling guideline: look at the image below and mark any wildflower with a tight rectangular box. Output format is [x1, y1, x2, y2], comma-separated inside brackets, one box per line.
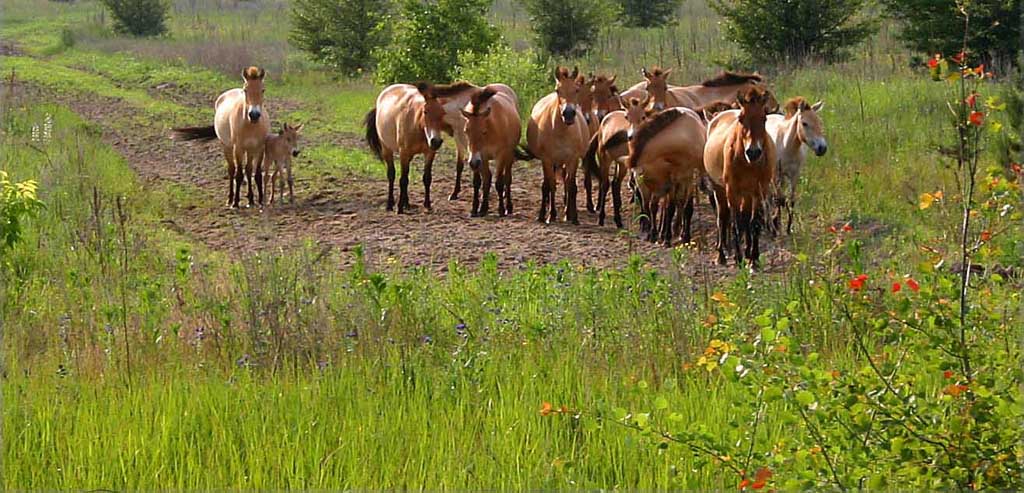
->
[906, 278, 920, 292]
[829, 225, 838, 233]
[892, 282, 902, 293]
[927, 57, 939, 69]
[831, 369, 841, 379]
[951, 51, 966, 64]
[739, 478, 751, 490]
[981, 230, 991, 242]
[966, 93, 977, 108]
[540, 402, 553, 416]
[842, 223, 853, 232]
[848, 274, 868, 291]
[1012, 163, 1022, 175]
[969, 111, 984, 127]
[751, 468, 772, 490]
[944, 370, 954, 379]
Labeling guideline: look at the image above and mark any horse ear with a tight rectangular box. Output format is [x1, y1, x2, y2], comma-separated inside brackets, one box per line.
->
[608, 75, 617, 85]
[641, 67, 651, 79]
[258, 68, 266, 80]
[293, 123, 303, 133]
[812, 101, 824, 112]
[282, 123, 290, 131]
[461, 109, 473, 119]
[553, 67, 562, 82]
[571, 66, 579, 79]
[663, 68, 673, 79]
[480, 106, 492, 118]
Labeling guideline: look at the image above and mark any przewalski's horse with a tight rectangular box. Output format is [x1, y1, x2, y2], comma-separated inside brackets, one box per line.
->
[264, 123, 303, 205]
[582, 96, 653, 228]
[526, 66, 590, 224]
[582, 74, 621, 213]
[668, 71, 769, 109]
[704, 86, 777, 268]
[620, 67, 690, 111]
[627, 107, 706, 245]
[365, 82, 453, 213]
[460, 87, 525, 217]
[766, 97, 827, 234]
[172, 66, 271, 208]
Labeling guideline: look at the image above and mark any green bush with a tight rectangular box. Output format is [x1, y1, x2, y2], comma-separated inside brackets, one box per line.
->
[455, 45, 550, 118]
[882, 0, 1020, 67]
[0, 171, 44, 257]
[523, 0, 616, 57]
[711, 0, 875, 64]
[290, 0, 389, 76]
[100, 0, 169, 37]
[374, 0, 499, 85]
[616, 0, 682, 28]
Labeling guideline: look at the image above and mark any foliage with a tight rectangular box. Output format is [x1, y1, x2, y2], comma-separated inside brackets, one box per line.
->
[290, 0, 389, 77]
[882, 0, 1021, 67]
[455, 45, 550, 118]
[0, 171, 43, 257]
[100, 0, 168, 37]
[522, 0, 616, 57]
[711, 0, 875, 64]
[373, 0, 499, 85]
[616, 0, 682, 28]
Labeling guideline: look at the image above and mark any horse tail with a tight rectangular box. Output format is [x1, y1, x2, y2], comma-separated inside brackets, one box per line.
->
[583, 132, 601, 178]
[514, 144, 534, 162]
[170, 125, 217, 142]
[364, 107, 383, 161]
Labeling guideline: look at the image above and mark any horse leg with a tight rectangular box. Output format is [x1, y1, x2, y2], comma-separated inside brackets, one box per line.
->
[225, 147, 237, 208]
[450, 147, 465, 201]
[255, 149, 266, 207]
[398, 152, 412, 213]
[286, 159, 295, 203]
[479, 161, 492, 217]
[471, 168, 482, 217]
[682, 195, 694, 244]
[243, 152, 256, 207]
[268, 165, 277, 205]
[584, 163, 595, 213]
[565, 161, 579, 225]
[232, 147, 245, 208]
[661, 197, 676, 247]
[494, 162, 505, 216]
[537, 161, 551, 223]
[503, 162, 513, 216]
[646, 192, 660, 243]
[713, 187, 730, 265]
[752, 204, 764, 269]
[786, 179, 797, 235]
[422, 150, 435, 210]
[612, 163, 625, 229]
[384, 151, 396, 211]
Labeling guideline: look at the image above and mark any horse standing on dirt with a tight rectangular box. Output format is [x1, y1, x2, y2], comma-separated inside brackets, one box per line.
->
[582, 95, 653, 228]
[620, 67, 680, 111]
[172, 66, 271, 208]
[526, 66, 590, 224]
[365, 82, 453, 213]
[582, 74, 620, 213]
[766, 97, 827, 234]
[704, 86, 777, 268]
[264, 122, 303, 205]
[460, 87, 525, 217]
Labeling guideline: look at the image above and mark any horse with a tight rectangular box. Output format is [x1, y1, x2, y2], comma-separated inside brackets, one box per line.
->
[627, 106, 706, 246]
[582, 74, 620, 213]
[364, 82, 453, 213]
[582, 95, 653, 228]
[765, 97, 827, 234]
[171, 66, 270, 208]
[668, 71, 771, 110]
[704, 86, 777, 268]
[264, 123, 303, 205]
[526, 66, 590, 224]
[460, 87, 525, 217]
[619, 67, 684, 111]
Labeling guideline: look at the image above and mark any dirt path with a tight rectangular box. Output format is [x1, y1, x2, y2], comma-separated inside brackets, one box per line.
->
[11, 77, 795, 273]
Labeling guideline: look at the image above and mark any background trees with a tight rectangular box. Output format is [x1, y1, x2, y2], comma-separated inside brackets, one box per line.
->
[290, 0, 390, 76]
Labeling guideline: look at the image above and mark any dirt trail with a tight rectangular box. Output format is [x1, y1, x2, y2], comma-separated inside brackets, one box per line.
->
[10, 77, 794, 272]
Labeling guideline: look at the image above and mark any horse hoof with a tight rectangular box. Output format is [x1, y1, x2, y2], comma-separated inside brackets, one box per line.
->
[449, 192, 460, 201]
[423, 202, 432, 211]
[571, 218, 580, 225]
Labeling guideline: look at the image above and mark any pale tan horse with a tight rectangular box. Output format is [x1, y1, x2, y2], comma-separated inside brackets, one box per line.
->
[582, 96, 653, 228]
[264, 123, 303, 205]
[619, 67, 685, 111]
[460, 87, 526, 217]
[704, 86, 777, 268]
[765, 97, 827, 234]
[365, 82, 453, 213]
[627, 107, 706, 245]
[526, 66, 590, 224]
[172, 66, 271, 208]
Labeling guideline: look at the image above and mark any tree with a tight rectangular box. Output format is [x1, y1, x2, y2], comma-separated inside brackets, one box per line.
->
[881, 0, 1020, 67]
[100, 0, 168, 37]
[617, 0, 681, 28]
[374, 0, 499, 85]
[523, 0, 615, 57]
[290, 0, 389, 76]
[711, 0, 876, 64]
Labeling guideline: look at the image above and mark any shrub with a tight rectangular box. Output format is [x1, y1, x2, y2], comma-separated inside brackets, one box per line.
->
[455, 45, 550, 118]
[374, 0, 499, 85]
[100, 0, 169, 37]
[882, 0, 1020, 67]
[616, 0, 681, 28]
[711, 0, 875, 64]
[290, 0, 389, 76]
[0, 171, 44, 257]
[522, 0, 616, 57]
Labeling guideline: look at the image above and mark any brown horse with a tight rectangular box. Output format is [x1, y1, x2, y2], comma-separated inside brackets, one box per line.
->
[364, 82, 452, 213]
[526, 66, 590, 224]
[460, 87, 524, 217]
[582, 74, 621, 213]
[669, 71, 767, 109]
[264, 122, 303, 205]
[620, 67, 684, 111]
[704, 86, 777, 268]
[627, 107, 706, 245]
[582, 96, 652, 228]
[172, 66, 271, 208]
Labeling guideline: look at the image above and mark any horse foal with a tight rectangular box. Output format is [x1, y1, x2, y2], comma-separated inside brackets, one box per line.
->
[264, 123, 303, 205]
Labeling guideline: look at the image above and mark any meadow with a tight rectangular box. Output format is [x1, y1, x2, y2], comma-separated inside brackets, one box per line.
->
[1, 0, 1021, 489]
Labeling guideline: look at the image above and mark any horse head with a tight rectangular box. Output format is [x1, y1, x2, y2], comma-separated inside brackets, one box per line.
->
[554, 66, 581, 126]
[736, 86, 773, 164]
[242, 66, 266, 123]
[641, 66, 671, 111]
[416, 82, 448, 151]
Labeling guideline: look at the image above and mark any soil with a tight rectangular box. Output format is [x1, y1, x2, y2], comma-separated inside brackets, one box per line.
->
[8, 76, 796, 273]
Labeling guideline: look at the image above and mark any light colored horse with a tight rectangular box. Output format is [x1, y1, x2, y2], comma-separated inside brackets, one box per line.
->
[627, 107, 706, 245]
[172, 66, 270, 208]
[264, 123, 303, 205]
[704, 86, 777, 268]
[526, 66, 590, 224]
[365, 82, 452, 213]
[766, 97, 827, 234]
[460, 87, 525, 217]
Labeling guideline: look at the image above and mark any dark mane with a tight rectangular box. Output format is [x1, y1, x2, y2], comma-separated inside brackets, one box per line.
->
[648, 66, 668, 77]
[702, 71, 762, 87]
[430, 81, 477, 98]
[695, 100, 738, 122]
[470, 87, 498, 114]
[784, 96, 811, 117]
[629, 109, 686, 168]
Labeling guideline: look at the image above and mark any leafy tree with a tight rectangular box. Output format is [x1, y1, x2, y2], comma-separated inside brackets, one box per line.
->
[881, 0, 1020, 67]
[523, 0, 616, 57]
[617, 0, 681, 28]
[100, 0, 169, 37]
[711, 0, 876, 64]
[290, 0, 390, 76]
[374, 0, 499, 85]
[455, 45, 550, 119]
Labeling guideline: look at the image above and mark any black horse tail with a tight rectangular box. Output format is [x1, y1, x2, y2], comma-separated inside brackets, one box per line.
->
[514, 144, 535, 161]
[170, 125, 217, 142]
[364, 108, 383, 161]
[583, 132, 601, 178]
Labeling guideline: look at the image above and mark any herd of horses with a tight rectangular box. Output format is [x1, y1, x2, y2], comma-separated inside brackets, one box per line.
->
[172, 64, 829, 268]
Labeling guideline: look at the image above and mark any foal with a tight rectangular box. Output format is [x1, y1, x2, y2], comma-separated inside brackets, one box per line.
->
[765, 97, 827, 234]
[264, 123, 303, 205]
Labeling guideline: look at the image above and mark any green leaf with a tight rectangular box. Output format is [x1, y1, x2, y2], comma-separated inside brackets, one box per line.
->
[776, 317, 790, 331]
[796, 390, 815, 406]
[761, 327, 777, 343]
[654, 396, 669, 410]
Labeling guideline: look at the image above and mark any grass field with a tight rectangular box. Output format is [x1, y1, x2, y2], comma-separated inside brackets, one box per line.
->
[2, 0, 1021, 489]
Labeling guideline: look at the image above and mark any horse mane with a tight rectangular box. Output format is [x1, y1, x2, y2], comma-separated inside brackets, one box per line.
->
[629, 109, 686, 168]
[244, 66, 265, 80]
[647, 66, 668, 77]
[696, 100, 738, 121]
[430, 81, 477, 98]
[784, 96, 812, 117]
[702, 71, 762, 87]
[469, 87, 498, 114]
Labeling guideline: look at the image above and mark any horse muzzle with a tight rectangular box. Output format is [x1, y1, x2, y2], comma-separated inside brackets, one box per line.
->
[745, 147, 763, 163]
[814, 142, 828, 157]
[561, 107, 577, 125]
[247, 109, 262, 122]
[292, 149, 301, 157]
[469, 156, 483, 170]
[429, 137, 443, 150]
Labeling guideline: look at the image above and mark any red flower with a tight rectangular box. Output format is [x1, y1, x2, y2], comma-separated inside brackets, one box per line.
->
[969, 111, 984, 127]
[755, 467, 773, 482]
[829, 225, 838, 234]
[927, 57, 939, 69]
[1012, 163, 1022, 175]
[842, 223, 853, 232]
[892, 282, 902, 293]
[952, 51, 966, 64]
[981, 230, 992, 242]
[906, 278, 920, 292]
[739, 478, 751, 490]
[944, 370, 954, 379]
[974, 64, 985, 76]
[848, 274, 868, 291]
[966, 93, 977, 108]
[751, 481, 767, 490]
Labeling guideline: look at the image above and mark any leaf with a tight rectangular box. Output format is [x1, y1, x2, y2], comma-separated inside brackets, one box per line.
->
[796, 390, 815, 406]
[654, 396, 669, 410]
[776, 317, 790, 331]
[918, 192, 935, 209]
[710, 292, 729, 303]
[761, 327, 777, 343]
